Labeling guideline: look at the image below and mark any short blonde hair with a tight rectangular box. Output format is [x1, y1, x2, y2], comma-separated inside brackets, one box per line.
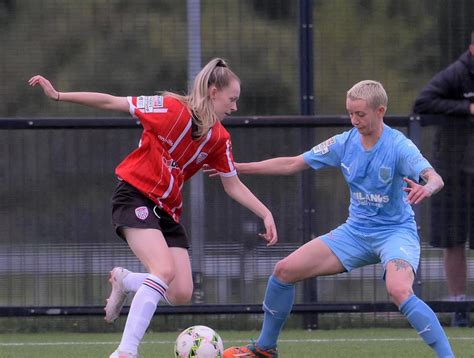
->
[347, 80, 388, 109]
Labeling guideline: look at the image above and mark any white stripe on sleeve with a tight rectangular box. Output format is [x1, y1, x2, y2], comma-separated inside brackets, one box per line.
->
[127, 96, 138, 119]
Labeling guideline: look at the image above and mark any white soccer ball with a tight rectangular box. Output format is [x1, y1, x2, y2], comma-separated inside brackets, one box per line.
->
[174, 325, 224, 358]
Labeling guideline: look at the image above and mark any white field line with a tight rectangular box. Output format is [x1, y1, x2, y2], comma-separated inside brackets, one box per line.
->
[0, 337, 473, 347]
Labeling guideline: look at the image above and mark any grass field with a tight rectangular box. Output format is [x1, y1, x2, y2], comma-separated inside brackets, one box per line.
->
[0, 328, 472, 357]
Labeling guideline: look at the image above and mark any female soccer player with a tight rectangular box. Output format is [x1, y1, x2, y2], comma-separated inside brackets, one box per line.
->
[221, 81, 454, 358]
[29, 58, 278, 358]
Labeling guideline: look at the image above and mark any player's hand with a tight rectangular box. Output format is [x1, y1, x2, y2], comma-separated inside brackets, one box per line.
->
[202, 163, 241, 177]
[258, 213, 278, 247]
[202, 164, 220, 178]
[28, 75, 59, 101]
[403, 177, 432, 204]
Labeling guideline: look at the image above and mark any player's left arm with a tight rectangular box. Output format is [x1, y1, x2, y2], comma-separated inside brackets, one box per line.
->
[403, 168, 444, 205]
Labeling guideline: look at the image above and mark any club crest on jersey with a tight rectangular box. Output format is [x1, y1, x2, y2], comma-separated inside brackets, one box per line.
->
[312, 137, 335, 155]
[163, 158, 179, 170]
[196, 152, 208, 164]
[135, 206, 149, 220]
[379, 166, 392, 184]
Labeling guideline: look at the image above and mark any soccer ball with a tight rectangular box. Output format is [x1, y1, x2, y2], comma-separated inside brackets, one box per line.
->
[174, 325, 224, 358]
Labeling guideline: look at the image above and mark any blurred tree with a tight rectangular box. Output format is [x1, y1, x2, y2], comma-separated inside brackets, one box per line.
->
[438, 0, 474, 64]
[201, 0, 299, 115]
[312, 0, 440, 114]
[0, 0, 473, 117]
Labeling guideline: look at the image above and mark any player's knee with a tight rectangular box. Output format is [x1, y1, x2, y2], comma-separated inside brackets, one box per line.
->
[273, 258, 295, 283]
[147, 263, 176, 285]
[387, 284, 413, 306]
[167, 285, 194, 305]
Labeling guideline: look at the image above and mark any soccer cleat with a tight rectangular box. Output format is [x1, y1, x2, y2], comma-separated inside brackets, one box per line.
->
[223, 342, 278, 358]
[109, 350, 138, 358]
[104, 267, 130, 323]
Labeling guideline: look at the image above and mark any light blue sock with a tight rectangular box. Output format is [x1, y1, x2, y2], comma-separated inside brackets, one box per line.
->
[256, 275, 295, 350]
[400, 295, 454, 358]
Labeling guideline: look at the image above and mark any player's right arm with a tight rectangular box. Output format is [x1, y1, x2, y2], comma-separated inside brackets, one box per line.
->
[203, 135, 341, 177]
[236, 154, 309, 175]
[28, 75, 129, 113]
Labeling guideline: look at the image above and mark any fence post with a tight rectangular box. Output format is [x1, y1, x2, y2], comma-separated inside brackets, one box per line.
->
[187, 0, 205, 304]
[299, 0, 318, 329]
[408, 115, 423, 297]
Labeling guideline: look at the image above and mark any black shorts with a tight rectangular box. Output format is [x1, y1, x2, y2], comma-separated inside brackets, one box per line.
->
[430, 125, 473, 249]
[111, 181, 189, 249]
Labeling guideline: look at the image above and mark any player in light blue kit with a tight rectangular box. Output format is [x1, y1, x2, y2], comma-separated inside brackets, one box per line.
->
[223, 80, 454, 357]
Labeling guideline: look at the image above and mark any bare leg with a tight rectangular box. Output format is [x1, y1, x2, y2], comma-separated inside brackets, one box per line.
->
[113, 228, 192, 356]
[255, 238, 344, 350]
[444, 244, 467, 297]
[385, 259, 414, 307]
[387, 259, 454, 357]
[444, 243, 469, 326]
[274, 237, 345, 283]
[165, 247, 193, 305]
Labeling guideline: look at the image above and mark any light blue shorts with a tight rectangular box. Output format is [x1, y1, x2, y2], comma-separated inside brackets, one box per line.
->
[320, 222, 420, 275]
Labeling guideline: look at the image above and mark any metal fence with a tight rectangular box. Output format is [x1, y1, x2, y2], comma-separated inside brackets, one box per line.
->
[0, 115, 472, 330]
[1, 0, 474, 330]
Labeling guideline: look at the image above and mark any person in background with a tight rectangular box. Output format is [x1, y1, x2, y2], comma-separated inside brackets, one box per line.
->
[217, 80, 454, 358]
[413, 32, 474, 327]
[29, 58, 278, 358]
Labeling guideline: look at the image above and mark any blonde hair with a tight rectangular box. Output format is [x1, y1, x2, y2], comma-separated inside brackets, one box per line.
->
[163, 58, 240, 138]
[347, 80, 388, 110]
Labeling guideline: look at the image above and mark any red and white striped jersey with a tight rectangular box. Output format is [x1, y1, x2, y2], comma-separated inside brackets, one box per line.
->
[115, 95, 237, 222]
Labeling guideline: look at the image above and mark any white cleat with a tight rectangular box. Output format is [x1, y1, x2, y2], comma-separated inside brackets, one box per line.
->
[109, 350, 139, 358]
[104, 267, 130, 323]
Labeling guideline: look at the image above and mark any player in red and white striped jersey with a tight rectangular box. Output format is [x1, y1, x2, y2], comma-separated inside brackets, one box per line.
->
[29, 58, 277, 358]
[116, 93, 238, 223]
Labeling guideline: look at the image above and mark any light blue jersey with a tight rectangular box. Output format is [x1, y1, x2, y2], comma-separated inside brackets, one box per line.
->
[303, 124, 432, 230]
[257, 126, 453, 358]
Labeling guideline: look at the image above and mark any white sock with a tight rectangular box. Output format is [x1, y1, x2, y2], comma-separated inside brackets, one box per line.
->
[117, 274, 168, 354]
[452, 294, 466, 302]
[123, 272, 148, 293]
[123, 272, 173, 305]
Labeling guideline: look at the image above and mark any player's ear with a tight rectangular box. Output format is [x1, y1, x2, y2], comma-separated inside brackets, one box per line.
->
[208, 85, 218, 100]
[377, 105, 386, 117]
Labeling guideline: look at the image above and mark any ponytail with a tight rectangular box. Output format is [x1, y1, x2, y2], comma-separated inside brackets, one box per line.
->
[163, 58, 240, 138]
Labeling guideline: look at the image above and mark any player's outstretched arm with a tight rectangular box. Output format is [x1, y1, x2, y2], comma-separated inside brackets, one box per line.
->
[220, 175, 277, 246]
[28, 75, 129, 113]
[403, 168, 444, 204]
[237, 154, 309, 176]
[202, 155, 309, 177]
